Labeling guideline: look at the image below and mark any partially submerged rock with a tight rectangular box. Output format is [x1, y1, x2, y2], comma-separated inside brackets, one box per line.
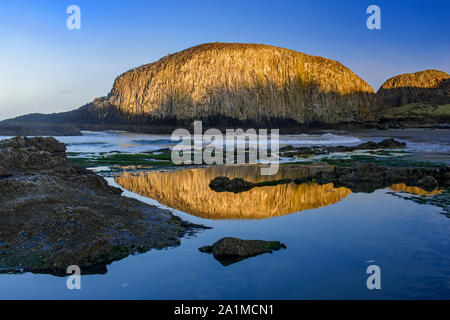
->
[208, 177, 255, 193]
[209, 162, 449, 194]
[294, 162, 449, 193]
[279, 138, 406, 157]
[199, 237, 286, 266]
[0, 137, 207, 275]
[209, 176, 292, 193]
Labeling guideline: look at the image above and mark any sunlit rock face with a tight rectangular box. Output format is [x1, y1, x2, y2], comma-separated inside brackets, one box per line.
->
[389, 183, 443, 196]
[377, 69, 449, 108]
[108, 43, 376, 124]
[115, 165, 351, 219]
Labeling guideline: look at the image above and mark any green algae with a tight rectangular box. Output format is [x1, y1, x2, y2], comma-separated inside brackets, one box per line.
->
[69, 152, 173, 168]
[388, 189, 450, 217]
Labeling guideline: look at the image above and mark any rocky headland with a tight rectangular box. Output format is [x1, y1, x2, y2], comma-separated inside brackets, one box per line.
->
[0, 44, 447, 134]
[0, 137, 206, 275]
[0, 42, 378, 135]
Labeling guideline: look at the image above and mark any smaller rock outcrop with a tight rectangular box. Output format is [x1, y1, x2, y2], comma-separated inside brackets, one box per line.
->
[377, 69, 450, 124]
[199, 237, 286, 266]
[279, 138, 406, 157]
[294, 162, 449, 193]
[209, 177, 256, 193]
[377, 69, 449, 108]
[209, 161, 449, 195]
[209, 176, 292, 193]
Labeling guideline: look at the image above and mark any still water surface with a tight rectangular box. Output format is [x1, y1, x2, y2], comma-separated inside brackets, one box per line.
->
[0, 130, 449, 299]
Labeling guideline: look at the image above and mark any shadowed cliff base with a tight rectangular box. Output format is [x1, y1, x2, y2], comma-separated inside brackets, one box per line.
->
[0, 117, 384, 136]
[378, 102, 450, 124]
[0, 84, 376, 136]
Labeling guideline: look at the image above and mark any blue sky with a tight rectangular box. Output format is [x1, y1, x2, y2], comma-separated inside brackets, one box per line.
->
[0, 0, 448, 120]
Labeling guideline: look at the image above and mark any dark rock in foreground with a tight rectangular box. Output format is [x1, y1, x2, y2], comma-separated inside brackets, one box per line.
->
[0, 137, 207, 275]
[199, 237, 286, 266]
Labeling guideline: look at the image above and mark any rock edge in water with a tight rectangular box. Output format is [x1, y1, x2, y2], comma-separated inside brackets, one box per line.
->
[209, 163, 449, 194]
[0, 136, 208, 275]
[279, 138, 406, 157]
[199, 237, 287, 266]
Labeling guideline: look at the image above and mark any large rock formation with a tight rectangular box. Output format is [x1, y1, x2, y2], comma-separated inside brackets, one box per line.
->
[107, 43, 375, 124]
[377, 69, 450, 124]
[0, 43, 376, 135]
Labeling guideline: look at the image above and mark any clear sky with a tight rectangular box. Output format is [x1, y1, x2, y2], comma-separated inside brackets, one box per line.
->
[0, 0, 448, 120]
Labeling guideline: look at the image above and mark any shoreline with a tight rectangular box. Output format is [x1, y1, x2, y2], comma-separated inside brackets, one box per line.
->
[0, 119, 449, 137]
[0, 137, 209, 275]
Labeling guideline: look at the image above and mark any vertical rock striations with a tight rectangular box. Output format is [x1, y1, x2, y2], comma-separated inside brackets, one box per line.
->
[0, 43, 377, 135]
[107, 43, 376, 126]
[377, 69, 449, 108]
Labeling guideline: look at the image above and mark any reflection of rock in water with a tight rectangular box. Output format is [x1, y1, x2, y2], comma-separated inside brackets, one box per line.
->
[388, 183, 449, 217]
[115, 165, 351, 219]
[389, 183, 443, 196]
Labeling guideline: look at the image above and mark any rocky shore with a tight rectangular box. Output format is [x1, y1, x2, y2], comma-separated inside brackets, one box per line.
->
[293, 162, 450, 193]
[210, 138, 448, 194]
[0, 137, 207, 275]
[279, 138, 406, 157]
[210, 163, 449, 194]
